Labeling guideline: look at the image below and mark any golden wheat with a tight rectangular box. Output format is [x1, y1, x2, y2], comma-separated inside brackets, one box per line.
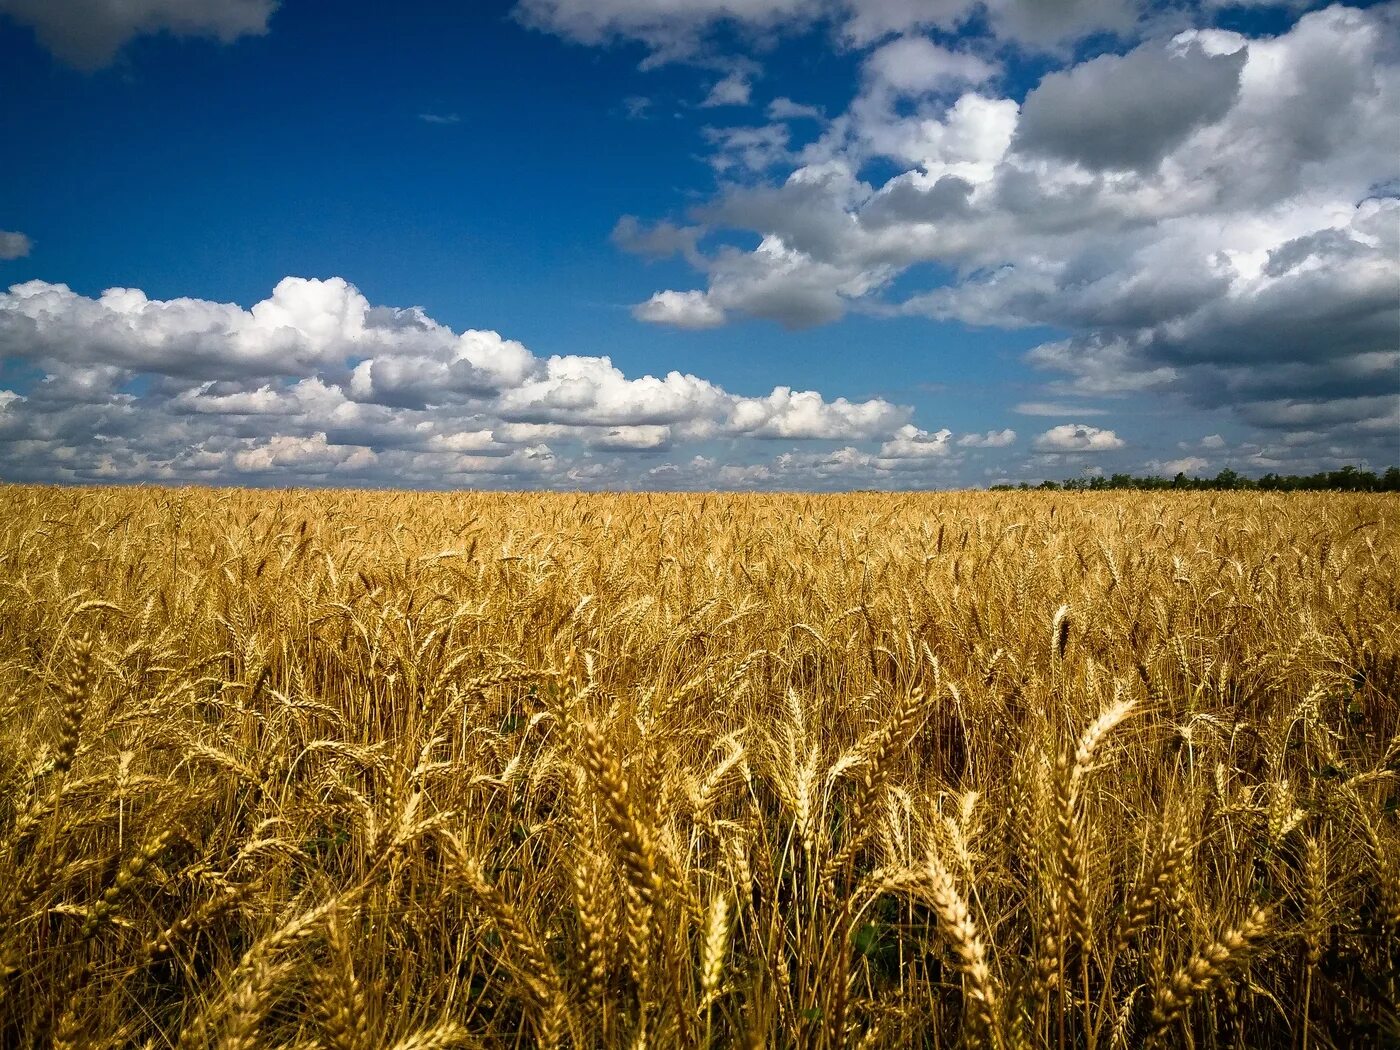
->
[0, 484, 1394, 1048]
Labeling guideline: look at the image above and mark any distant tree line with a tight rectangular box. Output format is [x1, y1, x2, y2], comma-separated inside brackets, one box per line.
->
[991, 465, 1400, 492]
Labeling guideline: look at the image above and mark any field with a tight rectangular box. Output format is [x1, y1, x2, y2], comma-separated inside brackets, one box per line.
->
[0, 486, 1397, 1049]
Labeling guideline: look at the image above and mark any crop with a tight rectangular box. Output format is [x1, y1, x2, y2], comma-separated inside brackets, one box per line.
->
[0, 485, 1396, 1047]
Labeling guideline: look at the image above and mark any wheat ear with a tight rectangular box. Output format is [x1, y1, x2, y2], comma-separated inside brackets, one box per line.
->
[1148, 906, 1270, 1036]
[925, 855, 1004, 1049]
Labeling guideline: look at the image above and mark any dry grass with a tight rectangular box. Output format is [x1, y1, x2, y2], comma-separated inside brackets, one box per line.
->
[0, 485, 1397, 1048]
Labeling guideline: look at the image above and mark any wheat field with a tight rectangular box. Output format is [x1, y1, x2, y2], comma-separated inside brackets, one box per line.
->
[0, 485, 1396, 1049]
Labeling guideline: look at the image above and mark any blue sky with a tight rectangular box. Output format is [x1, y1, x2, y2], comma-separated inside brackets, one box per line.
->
[0, 0, 1395, 489]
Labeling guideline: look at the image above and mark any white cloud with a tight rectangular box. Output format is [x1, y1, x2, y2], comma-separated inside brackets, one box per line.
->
[839, 0, 975, 46]
[618, 7, 1397, 463]
[0, 231, 31, 260]
[727, 387, 908, 439]
[0, 0, 275, 70]
[589, 424, 673, 450]
[1155, 455, 1209, 474]
[701, 69, 754, 107]
[767, 97, 824, 121]
[958, 428, 1016, 447]
[632, 289, 728, 329]
[0, 275, 935, 488]
[856, 86, 1019, 176]
[862, 35, 997, 96]
[612, 215, 705, 267]
[1013, 39, 1246, 171]
[605, 422, 973, 491]
[514, 0, 810, 57]
[0, 275, 370, 379]
[879, 424, 954, 457]
[1201, 0, 1312, 9]
[233, 432, 377, 474]
[1014, 402, 1109, 417]
[515, 0, 1144, 61]
[495, 355, 726, 426]
[1033, 424, 1126, 452]
[702, 123, 793, 173]
[982, 0, 1138, 48]
[418, 112, 461, 125]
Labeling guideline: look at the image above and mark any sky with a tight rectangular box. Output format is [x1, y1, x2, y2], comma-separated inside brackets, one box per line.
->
[0, 0, 1396, 490]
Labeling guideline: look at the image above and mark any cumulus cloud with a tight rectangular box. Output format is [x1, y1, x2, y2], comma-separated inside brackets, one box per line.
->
[843, 0, 1140, 50]
[611, 215, 705, 267]
[1, 276, 375, 380]
[983, 0, 1138, 48]
[958, 428, 1016, 447]
[0, 275, 945, 488]
[637, 437, 968, 491]
[589, 424, 673, 450]
[0, 231, 31, 260]
[702, 122, 793, 173]
[631, 289, 728, 329]
[862, 35, 997, 96]
[1013, 40, 1247, 172]
[1033, 424, 1126, 452]
[838, 0, 977, 46]
[233, 432, 377, 474]
[878, 424, 954, 457]
[1154, 455, 1210, 474]
[0, 0, 275, 70]
[728, 387, 908, 439]
[614, 6, 1398, 464]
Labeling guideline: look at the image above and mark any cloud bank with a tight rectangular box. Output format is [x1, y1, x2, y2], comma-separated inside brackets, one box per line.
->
[0, 275, 1007, 489]
[516, 0, 1144, 59]
[610, 5, 1398, 469]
